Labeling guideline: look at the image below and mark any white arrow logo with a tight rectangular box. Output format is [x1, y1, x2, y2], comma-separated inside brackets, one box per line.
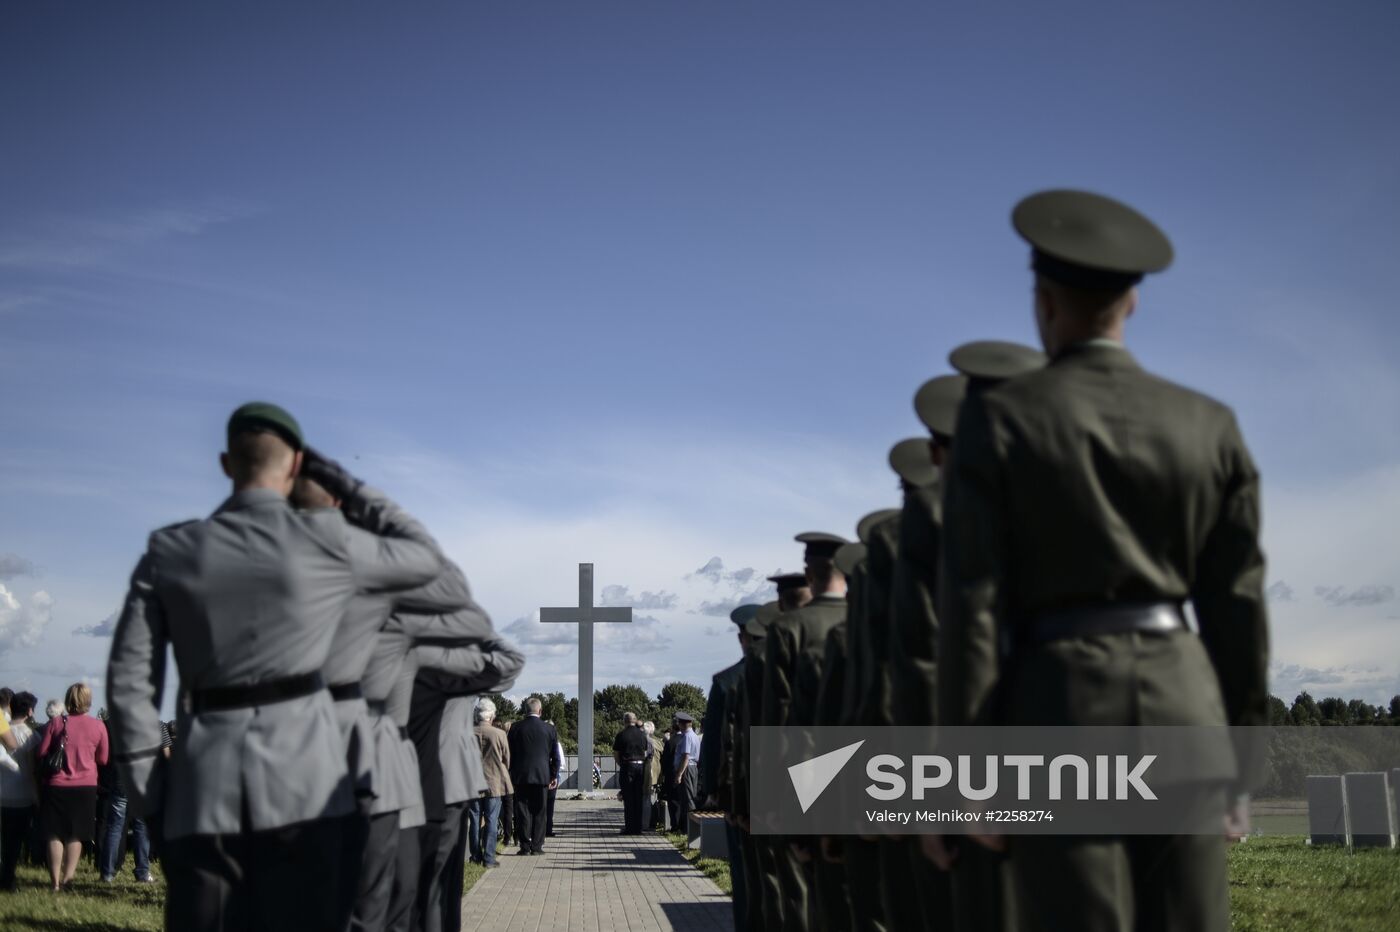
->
[787, 740, 865, 813]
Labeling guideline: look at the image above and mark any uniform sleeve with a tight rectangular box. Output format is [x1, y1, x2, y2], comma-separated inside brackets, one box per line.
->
[698, 674, 725, 797]
[938, 391, 1009, 727]
[397, 600, 494, 642]
[105, 549, 170, 814]
[413, 636, 526, 697]
[760, 626, 795, 728]
[392, 561, 473, 616]
[341, 485, 447, 596]
[1192, 414, 1270, 728]
[814, 628, 847, 729]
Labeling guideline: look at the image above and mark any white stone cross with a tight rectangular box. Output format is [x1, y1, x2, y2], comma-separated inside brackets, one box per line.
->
[540, 563, 632, 784]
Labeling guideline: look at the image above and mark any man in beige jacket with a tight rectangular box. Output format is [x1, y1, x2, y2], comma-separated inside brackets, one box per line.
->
[469, 699, 511, 868]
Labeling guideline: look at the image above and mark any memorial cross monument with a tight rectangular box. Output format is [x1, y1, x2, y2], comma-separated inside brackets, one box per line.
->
[540, 563, 632, 787]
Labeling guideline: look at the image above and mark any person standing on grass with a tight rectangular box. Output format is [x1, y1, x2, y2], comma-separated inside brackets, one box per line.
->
[97, 718, 154, 884]
[0, 692, 40, 891]
[36, 683, 109, 892]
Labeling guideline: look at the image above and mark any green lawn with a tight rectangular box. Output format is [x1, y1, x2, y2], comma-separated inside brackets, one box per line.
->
[3, 835, 1395, 930]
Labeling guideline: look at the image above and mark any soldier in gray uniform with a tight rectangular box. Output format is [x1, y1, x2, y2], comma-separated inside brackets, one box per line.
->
[106, 402, 447, 932]
[939, 190, 1268, 932]
[289, 462, 475, 932]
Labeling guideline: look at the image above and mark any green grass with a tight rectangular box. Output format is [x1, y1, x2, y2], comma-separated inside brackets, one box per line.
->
[663, 830, 734, 895]
[1229, 836, 1400, 932]
[0, 860, 165, 932]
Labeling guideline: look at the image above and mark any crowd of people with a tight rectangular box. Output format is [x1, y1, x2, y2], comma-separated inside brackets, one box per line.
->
[691, 189, 1269, 932]
[0, 683, 174, 892]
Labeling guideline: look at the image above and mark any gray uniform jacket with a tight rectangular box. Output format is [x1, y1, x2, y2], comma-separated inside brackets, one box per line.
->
[106, 487, 444, 838]
[320, 485, 474, 800]
[385, 610, 524, 827]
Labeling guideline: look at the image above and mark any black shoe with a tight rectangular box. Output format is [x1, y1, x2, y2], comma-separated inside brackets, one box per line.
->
[546, 831, 558, 837]
[516, 848, 531, 856]
[530, 849, 543, 856]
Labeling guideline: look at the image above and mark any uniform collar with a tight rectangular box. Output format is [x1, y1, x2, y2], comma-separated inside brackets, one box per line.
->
[1051, 340, 1141, 370]
[814, 592, 847, 603]
[214, 487, 290, 515]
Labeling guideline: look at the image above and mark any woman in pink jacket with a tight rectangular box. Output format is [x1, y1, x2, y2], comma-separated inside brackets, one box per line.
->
[36, 683, 109, 891]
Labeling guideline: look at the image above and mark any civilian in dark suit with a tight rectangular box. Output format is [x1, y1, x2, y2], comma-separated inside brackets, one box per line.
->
[505, 698, 561, 855]
[659, 727, 681, 831]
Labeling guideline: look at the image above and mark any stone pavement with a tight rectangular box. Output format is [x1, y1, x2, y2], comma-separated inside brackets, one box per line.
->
[460, 799, 734, 932]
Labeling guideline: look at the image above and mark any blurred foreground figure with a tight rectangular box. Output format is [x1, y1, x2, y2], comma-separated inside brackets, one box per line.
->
[106, 402, 446, 932]
[938, 192, 1269, 932]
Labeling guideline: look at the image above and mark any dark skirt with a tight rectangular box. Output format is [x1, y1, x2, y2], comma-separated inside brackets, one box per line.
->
[40, 785, 97, 844]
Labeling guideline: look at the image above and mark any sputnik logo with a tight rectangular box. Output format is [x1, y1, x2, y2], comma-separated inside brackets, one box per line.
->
[787, 740, 865, 813]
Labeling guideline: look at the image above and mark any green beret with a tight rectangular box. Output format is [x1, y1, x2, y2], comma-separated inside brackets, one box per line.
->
[834, 541, 868, 577]
[1013, 189, 1172, 290]
[227, 401, 304, 451]
[857, 508, 902, 545]
[888, 438, 938, 488]
[912, 375, 968, 439]
[949, 341, 1046, 384]
[795, 531, 848, 562]
[729, 603, 761, 628]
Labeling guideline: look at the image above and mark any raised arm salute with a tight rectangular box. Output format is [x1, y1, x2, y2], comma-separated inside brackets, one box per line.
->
[105, 402, 444, 932]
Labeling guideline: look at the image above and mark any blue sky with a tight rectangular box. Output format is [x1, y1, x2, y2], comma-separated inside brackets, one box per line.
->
[3, 1, 1399, 712]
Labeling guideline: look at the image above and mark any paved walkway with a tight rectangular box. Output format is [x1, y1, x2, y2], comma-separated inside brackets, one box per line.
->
[460, 799, 734, 932]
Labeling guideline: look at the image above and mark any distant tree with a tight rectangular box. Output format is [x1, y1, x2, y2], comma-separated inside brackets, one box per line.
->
[539, 691, 568, 728]
[485, 692, 518, 722]
[1317, 697, 1347, 725]
[1266, 695, 1290, 725]
[656, 681, 708, 729]
[1290, 692, 1320, 725]
[1391, 696, 1400, 724]
[1346, 698, 1380, 725]
[593, 684, 656, 755]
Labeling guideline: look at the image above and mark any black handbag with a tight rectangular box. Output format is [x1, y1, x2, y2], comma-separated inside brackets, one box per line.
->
[41, 713, 68, 778]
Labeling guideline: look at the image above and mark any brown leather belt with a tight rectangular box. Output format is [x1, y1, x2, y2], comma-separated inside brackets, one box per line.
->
[187, 672, 326, 714]
[1030, 602, 1186, 645]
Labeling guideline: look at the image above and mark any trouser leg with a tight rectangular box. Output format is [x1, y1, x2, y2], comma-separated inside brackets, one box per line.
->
[877, 839, 923, 932]
[244, 816, 349, 932]
[414, 818, 446, 932]
[0, 806, 34, 889]
[164, 832, 248, 932]
[439, 805, 469, 932]
[843, 838, 887, 932]
[812, 855, 852, 932]
[620, 763, 642, 833]
[99, 794, 127, 879]
[740, 830, 765, 929]
[350, 812, 401, 932]
[338, 803, 373, 931]
[724, 821, 748, 931]
[481, 797, 501, 865]
[757, 837, 787, 929]
[1128, 833, 1228, 932]
[524, 784, 548, 852]
[546, 787, 557, 835]
[387, 825, 422, 932]
[950, 841, 1012, 932]
[775, 839, 809, 932]
[130, 817, 151, 880]
[1012, 835, 1129, 932]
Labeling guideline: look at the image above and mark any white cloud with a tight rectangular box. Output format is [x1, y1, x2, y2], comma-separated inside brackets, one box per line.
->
[598, 585, 678, 611]
[0, 553, 38, 580]
[72, 611, 118, 638]
[0, 585, 52, 652]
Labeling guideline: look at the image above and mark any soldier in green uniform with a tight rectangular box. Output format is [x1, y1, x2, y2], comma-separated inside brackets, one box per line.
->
[938, 190, 1269, 932]
[732, 602, 782, 929]
[704, 603, 760, 931]
[910, 342, 1046, 932]
[762, 533, 849, 932]
[809, 539, 872, 932]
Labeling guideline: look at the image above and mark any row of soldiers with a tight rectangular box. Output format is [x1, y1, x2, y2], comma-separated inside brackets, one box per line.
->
[105, 402, 526, 932]
[700, 189, 1269, 932]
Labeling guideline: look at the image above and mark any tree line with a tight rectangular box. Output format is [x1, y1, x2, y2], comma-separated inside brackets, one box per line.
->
[1267, 692, 1400, 726]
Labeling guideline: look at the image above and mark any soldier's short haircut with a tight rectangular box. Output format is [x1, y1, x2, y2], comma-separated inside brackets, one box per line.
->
[226, 429, 295, 484]
[1036, 274, 1134, 331]
[807, 558, 841, 592]
[525, 696, 543, 714]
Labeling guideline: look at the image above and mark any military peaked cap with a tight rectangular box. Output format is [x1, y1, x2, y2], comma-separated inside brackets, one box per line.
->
[795, 531, 847, 562]
[856, 508, 902, 545]
[729, 603, 761, 628]
[834, 541, 868, 577]
[949, 341, 1046, 384]
[766, 573, 809, 593]
[1013, 189, 1173, 291]
[888, 438, 938, 488]
[913, 375, 968, 439]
